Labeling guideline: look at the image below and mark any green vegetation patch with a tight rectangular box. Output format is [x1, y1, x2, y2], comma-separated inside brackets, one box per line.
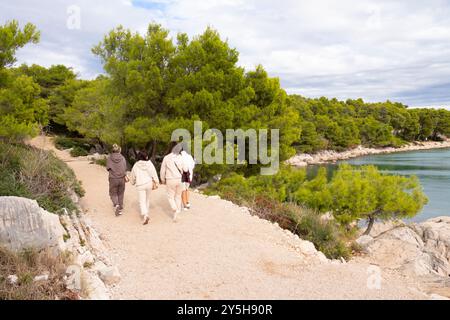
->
[54, 136, 94, 157]
[0, 142, 85, 213]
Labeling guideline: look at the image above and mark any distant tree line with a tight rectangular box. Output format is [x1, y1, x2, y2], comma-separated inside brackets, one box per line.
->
[290, 95, 450, 153]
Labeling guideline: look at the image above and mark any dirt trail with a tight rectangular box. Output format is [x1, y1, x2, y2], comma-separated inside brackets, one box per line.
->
[30, 135, 427, 299]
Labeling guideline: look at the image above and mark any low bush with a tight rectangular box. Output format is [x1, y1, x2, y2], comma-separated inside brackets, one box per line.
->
[0, 142, 85, 213]
[93, 158, 107, 167]
[70, 146, 89, 157]
[54, 136, 94, 157]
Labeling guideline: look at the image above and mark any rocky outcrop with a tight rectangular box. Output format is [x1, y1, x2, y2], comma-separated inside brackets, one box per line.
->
[0, 197, 66, 253]
[0, 196, 118, 300]
[287, 140, 450, 167]
[357, 217, 450, 297]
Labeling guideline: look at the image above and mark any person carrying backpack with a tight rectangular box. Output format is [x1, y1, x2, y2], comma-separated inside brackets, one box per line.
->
[160, 142, 187, 222]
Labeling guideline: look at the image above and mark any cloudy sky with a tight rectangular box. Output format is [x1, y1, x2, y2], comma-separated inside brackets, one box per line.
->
[2, 0, 450, 108]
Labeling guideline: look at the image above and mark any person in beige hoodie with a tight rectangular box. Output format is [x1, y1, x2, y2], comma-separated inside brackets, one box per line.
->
[160, 143, 187, 222]
[130, 151, 159, 225]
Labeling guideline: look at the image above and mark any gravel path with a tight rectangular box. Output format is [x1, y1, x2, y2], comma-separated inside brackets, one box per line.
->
[31, 136, 428, 300]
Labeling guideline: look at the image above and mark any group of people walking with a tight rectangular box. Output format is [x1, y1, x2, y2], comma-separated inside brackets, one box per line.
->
[106, 142, 195, 225]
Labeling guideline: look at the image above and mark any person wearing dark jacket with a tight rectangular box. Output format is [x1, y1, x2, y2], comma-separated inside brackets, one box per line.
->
[106, 144, 127, 216]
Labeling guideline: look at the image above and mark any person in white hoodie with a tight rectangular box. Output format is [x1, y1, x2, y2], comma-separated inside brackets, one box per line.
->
[130, 151, 159, 225]
[160, 142, 187, 222]
[180, 147, 196, 210]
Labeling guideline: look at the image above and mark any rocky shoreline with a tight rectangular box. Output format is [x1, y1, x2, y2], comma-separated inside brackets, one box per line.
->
[356, 217, 450, 299]
[287, 140, 450, 167]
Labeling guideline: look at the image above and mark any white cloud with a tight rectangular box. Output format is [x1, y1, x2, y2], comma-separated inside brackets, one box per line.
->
[2, 0, 450, 107]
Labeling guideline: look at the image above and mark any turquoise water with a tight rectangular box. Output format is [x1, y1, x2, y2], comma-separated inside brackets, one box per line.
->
[310, 148, 450, 222]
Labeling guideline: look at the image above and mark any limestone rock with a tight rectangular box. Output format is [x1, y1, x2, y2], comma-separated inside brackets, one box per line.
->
[98, 266, 121, 285]
[7, 275, 18, 285]
[378, 226, 424, 248]
[76, 250, 95, 267]
[363, 219, 450, 279]
[365, 220, 406, 238]
[297, 240, 318, 256]
[83, 271, 111, 300]
[34, 274, 49, 282]
[0, 196, 66, 253]
[356, 235, 374, 249]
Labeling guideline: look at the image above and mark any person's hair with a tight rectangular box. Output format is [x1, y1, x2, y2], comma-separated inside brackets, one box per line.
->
[112, 144, 121, 153]
[137, 151, 149, 161]
[180, 141, 190, 153]
[165, 141, 179, 156]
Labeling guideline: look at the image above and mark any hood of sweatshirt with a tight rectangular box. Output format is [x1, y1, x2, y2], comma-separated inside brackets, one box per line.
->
[110, 152, 123, 163]
[135, 161, 148, 170]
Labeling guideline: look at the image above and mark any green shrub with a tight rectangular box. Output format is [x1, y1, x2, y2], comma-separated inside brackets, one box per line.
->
[93, 158, 107, 167]
[54, 136, 81, 150]
[54, 136, 93, 156]
[70, 146, 88, 157]
[0, 142, 85, 213]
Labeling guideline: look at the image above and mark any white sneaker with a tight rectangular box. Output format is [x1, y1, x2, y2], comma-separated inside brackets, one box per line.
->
[183, 207, 188, 211]
[186, 203, 191, 209]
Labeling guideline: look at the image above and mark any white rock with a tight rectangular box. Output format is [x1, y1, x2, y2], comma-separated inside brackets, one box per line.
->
[363, 219, 450, 278]
[77, 250, 95, 267]
[316, 252, 329, 263]
[365, 220, 405, 238]
[92, 260, 107, 272]
[83, 271, 111, 300]
[98, 266, 121, 285]
[34, 274, 49, 282]
[65, 265, 83, 291]
[7, 275, 18, 285]
[297, 240, 318, 256]
[379, 226, 424, 248]
[356, 235, 374, 248]
[0, 197, 66, 254]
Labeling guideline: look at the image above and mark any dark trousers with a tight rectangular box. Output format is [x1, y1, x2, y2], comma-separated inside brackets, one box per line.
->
[109, 178, 125, 209]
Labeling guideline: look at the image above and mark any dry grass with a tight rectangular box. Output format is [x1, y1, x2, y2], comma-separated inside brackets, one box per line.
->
[0, 142, 85, 214]
[0, 246, 79, 300]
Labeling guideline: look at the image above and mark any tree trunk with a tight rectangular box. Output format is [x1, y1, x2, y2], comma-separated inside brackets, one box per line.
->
[363, 215, 375, 236]
[150, 140, 157, 162]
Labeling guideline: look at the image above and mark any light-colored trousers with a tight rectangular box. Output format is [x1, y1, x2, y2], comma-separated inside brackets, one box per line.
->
[137, 182, 152, 218]
[166, 179, 183, 212]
